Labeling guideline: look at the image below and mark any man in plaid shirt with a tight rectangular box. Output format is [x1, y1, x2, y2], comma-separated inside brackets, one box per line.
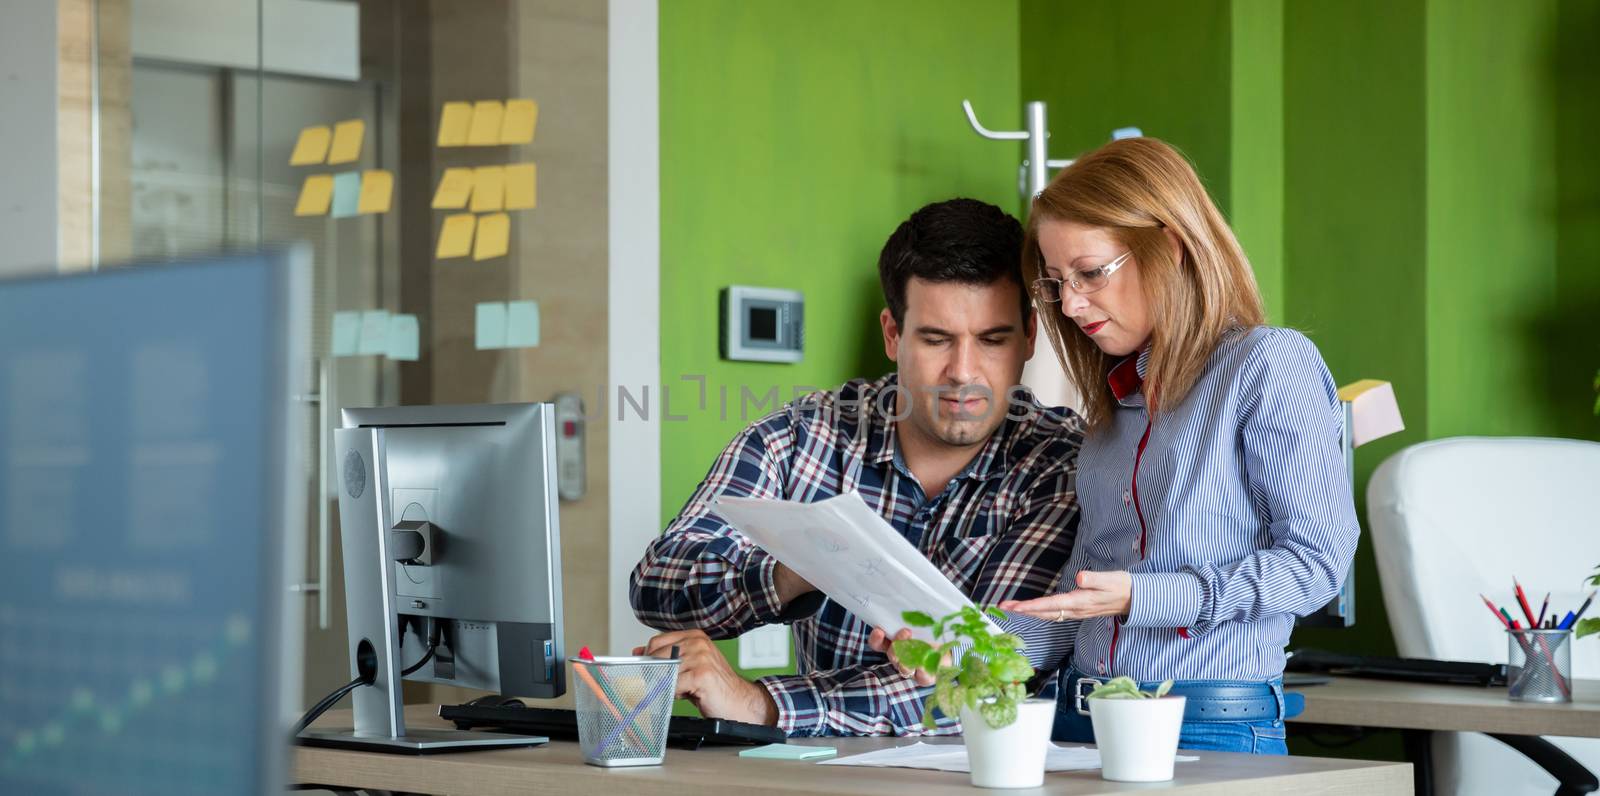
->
[630, 199, 1083, 736]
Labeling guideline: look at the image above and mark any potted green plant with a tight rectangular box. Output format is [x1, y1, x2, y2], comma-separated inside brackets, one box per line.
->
[892, 606, 1053, 789]
[1076, 677, 1184, 782]
[1579, 565, 1599, 640]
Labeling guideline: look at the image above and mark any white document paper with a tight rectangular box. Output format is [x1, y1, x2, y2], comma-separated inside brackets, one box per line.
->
[817, 741, 1197, 773]
[712, 492, 989, 642]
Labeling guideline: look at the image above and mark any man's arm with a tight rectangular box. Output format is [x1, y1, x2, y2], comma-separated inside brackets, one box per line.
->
[629, 413, 815, 639]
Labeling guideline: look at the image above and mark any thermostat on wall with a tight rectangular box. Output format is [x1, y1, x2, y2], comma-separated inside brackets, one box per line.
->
[721, 286, 804, 363]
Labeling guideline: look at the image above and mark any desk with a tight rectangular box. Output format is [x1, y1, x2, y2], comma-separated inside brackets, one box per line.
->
[1289, 675, 1600, 795]
[296, 705, 1412, 795]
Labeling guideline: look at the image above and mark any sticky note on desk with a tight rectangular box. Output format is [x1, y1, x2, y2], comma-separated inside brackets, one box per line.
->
[437, 101, 473, 147]
[289, 125, 331, 165]
[358, 169, 394, 214]
[739, 743, 836, 761]
[467, 100, 505, 146]
[471, 166, 505, 212]
[474, 213, 510, 261]
[327, 119, 365, 165]
[505, 163, 537, 210]
[436, 214, 475, 259]
[499, 99, 538, 144]
[432, 167, 474, 209]
[294, 174, 334, 216]
[330, 171, 362, 218]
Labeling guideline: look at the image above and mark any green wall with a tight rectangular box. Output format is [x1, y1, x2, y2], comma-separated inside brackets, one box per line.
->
[659, 0, 1023, 678]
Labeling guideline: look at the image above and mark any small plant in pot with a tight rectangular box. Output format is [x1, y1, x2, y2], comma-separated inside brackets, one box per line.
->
[892, 606, 1053, 789]
[1078, 677, 1184, 782]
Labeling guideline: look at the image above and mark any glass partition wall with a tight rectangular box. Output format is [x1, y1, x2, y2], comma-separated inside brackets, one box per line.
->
[92, 0, 611, 710]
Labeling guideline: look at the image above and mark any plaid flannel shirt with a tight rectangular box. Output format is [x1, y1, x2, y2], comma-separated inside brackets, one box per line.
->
[629, 374, 1083, 736]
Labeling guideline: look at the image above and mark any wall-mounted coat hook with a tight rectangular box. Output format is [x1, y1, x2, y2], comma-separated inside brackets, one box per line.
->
[962, 99, 1139, 200]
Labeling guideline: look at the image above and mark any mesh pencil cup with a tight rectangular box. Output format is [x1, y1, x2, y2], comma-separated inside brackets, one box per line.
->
[1506, 628, 1573, 703]
[569, 655, 681, 766]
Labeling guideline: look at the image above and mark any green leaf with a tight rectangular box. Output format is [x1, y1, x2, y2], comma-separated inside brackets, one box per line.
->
[984, 606, 1008, 622]
[979, 699, 1017, 729]
[990, 632, 1025, 651]
[902, 610, 935, 628]
[962, 655, 991, 687]
[1086, 676, 1144, 700]
[891, 639, 933, 671]
[991, 654, 1035, 684]
[922, 705, 939, 730]
[1576, 617, 1600, 640]
[1153, 680, 1174, 698]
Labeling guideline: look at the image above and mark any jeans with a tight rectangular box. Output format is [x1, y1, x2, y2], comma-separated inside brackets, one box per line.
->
[1049, 668, 1291, 756]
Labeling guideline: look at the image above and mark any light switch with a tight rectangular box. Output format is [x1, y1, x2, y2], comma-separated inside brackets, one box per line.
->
[738, 623, 790, 670]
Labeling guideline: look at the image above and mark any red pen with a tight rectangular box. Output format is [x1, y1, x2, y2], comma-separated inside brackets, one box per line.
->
[1514, 579, 1537, 626]
[1482, 595, 1513, 628]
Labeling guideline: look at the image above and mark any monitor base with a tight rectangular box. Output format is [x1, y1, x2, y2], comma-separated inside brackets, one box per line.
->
[298, 727, 547, 755]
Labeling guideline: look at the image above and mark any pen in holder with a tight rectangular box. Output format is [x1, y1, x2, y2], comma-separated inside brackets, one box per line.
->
[1507, 628, 1572, 703]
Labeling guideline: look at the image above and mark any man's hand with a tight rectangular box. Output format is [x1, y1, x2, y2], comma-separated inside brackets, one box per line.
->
[773, 562, 816, 607]
[867, 627, 937, 687]
[634, 629, 779, 727]
[998, 570, 1133, 621]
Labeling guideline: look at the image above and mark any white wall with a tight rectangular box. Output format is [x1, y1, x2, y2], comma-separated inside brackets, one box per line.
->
[0, 1, 59, 276]
[607, 0, 661, 655]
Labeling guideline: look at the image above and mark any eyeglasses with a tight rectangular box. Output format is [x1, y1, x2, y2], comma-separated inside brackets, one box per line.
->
[1031, 251, 1132, 302]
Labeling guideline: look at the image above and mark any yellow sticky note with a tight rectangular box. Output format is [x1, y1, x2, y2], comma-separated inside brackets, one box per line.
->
[466, 101, 505, 147]
[436, 214, 476, 259]
[499, 99, 538, 145]
[474, 213, 510, 261]
[470, 166, 505, 212]
[432, 167, 474, 209]
[358, 169, 394, 214]
[289, 125, 331, 165]
[294, 174, 335, 216]
[437, 101, 473, 147]
[505, 163, 536, 210]
[327, 119, 365, 164]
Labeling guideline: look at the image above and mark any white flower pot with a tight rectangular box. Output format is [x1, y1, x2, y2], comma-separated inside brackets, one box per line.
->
[1086, 695, 1186, 782]
[959, 698, 1055, 789]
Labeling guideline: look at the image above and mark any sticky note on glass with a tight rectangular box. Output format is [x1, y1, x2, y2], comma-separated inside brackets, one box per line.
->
[331, 311, 361, 356]
[470, 166, 505, 212]
[474, 213, 510, 261]
[436, 214, 476, 259]
[475, 302, 508, 349]
[327, 119, 365, 165]
[467, 100, 505, 146]
[437, 101, 473, 147]
[387, 313, 419, 361]
[357, 310, 391, 355]
[432, 167, 474, 209]
[331, 171, 362, 218]
[289, 125, 332, 165]
[294, 174, 334, 216]
[499, 99, 538, 145]
[358, 169, 394, 214]
[739, 743, 836, 761]
[505, 163, 536, 210]
[506, 300, 539, 348]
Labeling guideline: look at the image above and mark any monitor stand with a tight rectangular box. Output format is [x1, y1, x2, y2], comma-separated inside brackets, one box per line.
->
[296, 428, 548, 755]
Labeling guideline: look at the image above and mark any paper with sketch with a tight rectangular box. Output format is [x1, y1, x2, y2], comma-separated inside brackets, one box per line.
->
[817, 741, 1198, 773]
[712, 492, 988, 642]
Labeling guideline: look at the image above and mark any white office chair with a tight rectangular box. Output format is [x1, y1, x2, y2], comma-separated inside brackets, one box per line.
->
[1368, 436, 1600, 796]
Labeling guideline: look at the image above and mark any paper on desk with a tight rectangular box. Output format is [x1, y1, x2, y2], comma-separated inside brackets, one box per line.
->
[712, 492, 990, 643]
[817, 741, 1197, 773]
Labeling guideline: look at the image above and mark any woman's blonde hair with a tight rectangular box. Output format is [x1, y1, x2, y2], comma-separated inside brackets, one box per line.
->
[1023, 137, 1265, 429]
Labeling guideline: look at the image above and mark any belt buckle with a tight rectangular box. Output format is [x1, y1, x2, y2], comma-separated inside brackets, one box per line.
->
[1073, 677, 1100, 717]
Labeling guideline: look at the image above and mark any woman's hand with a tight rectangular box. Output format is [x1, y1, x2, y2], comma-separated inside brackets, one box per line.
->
[867, 627, 937, 687]
[999, 570, 1133, 621]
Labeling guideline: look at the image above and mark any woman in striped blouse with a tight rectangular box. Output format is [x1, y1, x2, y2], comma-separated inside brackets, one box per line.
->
[996, 137, 1360, 754]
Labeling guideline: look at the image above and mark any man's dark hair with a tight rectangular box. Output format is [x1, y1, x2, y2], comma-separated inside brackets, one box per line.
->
[877, 198, 1028, 326]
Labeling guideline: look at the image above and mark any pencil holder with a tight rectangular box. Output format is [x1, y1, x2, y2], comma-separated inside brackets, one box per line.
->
[570, 655, 681, 766]
[1506, 628, 1572, 703]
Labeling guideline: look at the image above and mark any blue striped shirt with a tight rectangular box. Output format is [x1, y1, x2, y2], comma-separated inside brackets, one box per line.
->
[1055, 326, 1359, 682]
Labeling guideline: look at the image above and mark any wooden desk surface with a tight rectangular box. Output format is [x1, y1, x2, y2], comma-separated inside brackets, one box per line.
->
[296, 705, 1411, 796]
[1289, 675, 1600, 737]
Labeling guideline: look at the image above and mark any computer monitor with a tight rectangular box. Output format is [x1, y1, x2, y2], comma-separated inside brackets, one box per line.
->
[299, 402, 565, 753]
[0, 250, 308, 794]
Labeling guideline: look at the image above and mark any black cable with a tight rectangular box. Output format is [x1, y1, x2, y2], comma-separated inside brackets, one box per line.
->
[401, 645, 435, 676]
[292, 675, 369, 736]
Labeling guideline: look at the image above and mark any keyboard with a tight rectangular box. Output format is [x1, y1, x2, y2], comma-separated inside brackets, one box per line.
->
[1285, 648, 1508, 687]
[438, 702, 787, 751]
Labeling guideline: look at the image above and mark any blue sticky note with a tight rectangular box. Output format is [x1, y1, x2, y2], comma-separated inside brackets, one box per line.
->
[331, 171, 362, 218]
[357, 310, 390, 355]
[330, 312, 361, 356]
[739, 743, 836, 761]
[505, 300, 540, 348]
[387, 314, 419, 361]
[475, 302, 507, 350]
